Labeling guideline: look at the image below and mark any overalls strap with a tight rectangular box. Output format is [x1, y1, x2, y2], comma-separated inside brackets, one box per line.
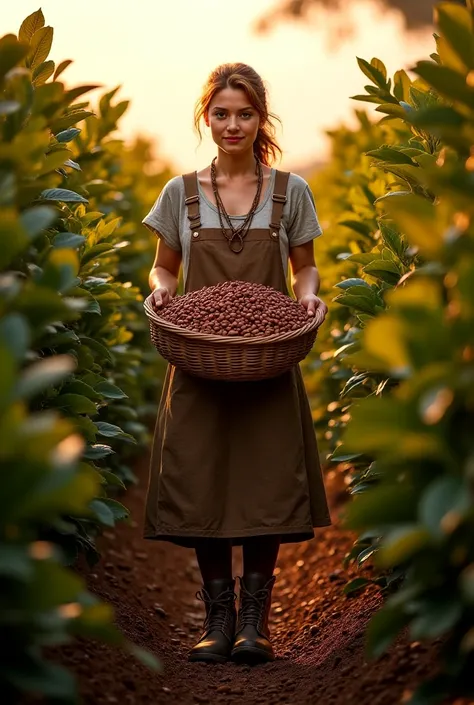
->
[270, 170, 290, 232]
[183, 171, 201, 231]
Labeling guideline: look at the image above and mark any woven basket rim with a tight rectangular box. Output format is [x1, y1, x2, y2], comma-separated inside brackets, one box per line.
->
[143, 293, 324, 345]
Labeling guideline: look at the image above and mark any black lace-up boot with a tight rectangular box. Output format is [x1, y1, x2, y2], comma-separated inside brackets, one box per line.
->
[231, 573, 276, 664]
[188, 578, 237, 664]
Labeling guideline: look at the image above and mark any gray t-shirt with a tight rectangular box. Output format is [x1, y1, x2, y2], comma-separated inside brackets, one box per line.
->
[143, 169, 322, 282]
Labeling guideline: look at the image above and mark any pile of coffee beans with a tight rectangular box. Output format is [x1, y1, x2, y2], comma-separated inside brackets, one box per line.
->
[158, 280, 309, 337]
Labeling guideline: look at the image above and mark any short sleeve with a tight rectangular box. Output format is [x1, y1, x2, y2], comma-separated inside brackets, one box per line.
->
[287, 185, 323, 247]
[142, 178, 181, 252]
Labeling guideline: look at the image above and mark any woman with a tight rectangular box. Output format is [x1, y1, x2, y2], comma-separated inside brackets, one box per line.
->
[143, 63, 331, 666]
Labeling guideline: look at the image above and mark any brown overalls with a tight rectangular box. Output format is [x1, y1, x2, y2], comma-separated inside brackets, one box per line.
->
[144, 170, 331, 547]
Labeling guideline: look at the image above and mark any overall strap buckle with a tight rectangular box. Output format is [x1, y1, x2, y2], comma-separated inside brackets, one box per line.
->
[183, 172, 202, 230]
[269, 171, 290, 233]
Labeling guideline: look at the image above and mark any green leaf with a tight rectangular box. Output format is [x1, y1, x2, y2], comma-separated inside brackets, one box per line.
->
[64, 159, 81, 171]
[55, 127, 81, 143]
[366, 604, 410, 658]
[39, 188, 88, 204]
[65, 85, 101, 105]
[357, 57, 387, 88]
[351, 94, 385, 105]
[0, 34, 29, 79]
[49, 393, 97, 415]
[0, 314, 30, 360]
[20, 205, 57, 238]
[38, 150, 71, 177]
[364, 315, 410, 371]
[343, 577, 371, 595]
[0, 208, 29, 268]
[95, 421, 136, 443]
[52, 232, 86, 249]
[357, 545, 377, 565]
[371, 57, 387, 80]
[95, 381, 127, 399]
[333, 293, 377, 315]
[419, 476, 470, 537]
[99, 470, 125, 489]
[26, 26, 53, 70]
[80, 243, 116, 265]
[101, 498, 129, 521]
[410, 599, 462, 640]
[79, 337, 112, 363]
[393, 69, 411, 102]
[83, 444, 115, 460]
[413, 61, 474, 108]
[375, 103, 407, 120]
[346, 484, 417, 529]
[435, 3, 474, 71]
[363, 259, 401, 285]
[40, 249, 80, 293]
[379, 222, 405, 259]
[377, 526, 431, 568]
[61, 380, 101, 401]
[89, 498, 115, 527]
[16, 287, 72, 329]
[15, 355, 76, 400]
[53, 59, 72, 80]
[50, 110, 94, 132]
[335, 278, 371, 290]
[127, 643, 162, 672]
[330, 452, 363, 462]
[366, 147, 418, 165]
[8, 658, 76, 699]
[32, 59, 55, 85]
[28, 560, 83, 609]
[411, 105, 466, 129]
[18, 9, 45, 44]
[379, 192, 443, 258]
[0, 544, 32, 580]
[345, 252, 380, 265]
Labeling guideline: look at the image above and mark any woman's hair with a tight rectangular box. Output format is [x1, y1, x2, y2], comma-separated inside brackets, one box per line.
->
[194, 63, 282, 166]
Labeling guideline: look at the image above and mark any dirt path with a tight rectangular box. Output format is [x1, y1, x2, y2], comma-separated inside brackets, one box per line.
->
[58, 455, 443, 705]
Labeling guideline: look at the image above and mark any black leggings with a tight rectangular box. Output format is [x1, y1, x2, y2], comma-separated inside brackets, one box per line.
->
[195, 535, 281, 584]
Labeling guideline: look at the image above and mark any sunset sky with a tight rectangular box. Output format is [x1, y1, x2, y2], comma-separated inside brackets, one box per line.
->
[3, 0, 435, 173]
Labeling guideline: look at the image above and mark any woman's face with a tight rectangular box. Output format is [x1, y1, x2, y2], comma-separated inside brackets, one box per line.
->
[206, 87, 261, 155]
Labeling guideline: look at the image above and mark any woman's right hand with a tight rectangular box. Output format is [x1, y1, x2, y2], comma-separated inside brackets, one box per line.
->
[151, 286, 171, 312]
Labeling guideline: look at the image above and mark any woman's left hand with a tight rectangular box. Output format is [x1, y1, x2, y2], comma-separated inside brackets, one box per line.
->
[299, 294, 328, 319]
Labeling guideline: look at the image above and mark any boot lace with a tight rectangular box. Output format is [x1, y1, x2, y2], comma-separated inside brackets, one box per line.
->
[195, 587, 236, 635]
[238, 584, 271, 632]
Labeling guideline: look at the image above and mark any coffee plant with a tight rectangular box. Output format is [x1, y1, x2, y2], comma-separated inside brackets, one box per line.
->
[306, 2, 474, 701]
[0, 9, 169, 702]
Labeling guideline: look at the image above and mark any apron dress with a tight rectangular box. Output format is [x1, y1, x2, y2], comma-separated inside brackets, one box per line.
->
[144, 170, 331, 547]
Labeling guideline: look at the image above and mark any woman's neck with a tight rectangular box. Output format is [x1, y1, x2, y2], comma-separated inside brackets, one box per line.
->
[214, 148, 257, 179]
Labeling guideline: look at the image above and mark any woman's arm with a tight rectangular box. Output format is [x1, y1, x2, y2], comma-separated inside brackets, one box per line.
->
[289, 241, 328, 318]
[149, 239, 182, 311]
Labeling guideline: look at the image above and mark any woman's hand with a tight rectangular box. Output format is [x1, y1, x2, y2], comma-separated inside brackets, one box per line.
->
[151, 286, 171, 312]
[299, 293, 328, 319]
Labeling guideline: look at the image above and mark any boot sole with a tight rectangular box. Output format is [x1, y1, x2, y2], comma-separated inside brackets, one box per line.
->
[188, 652, 229, 665]
[231, 646, 275, 666]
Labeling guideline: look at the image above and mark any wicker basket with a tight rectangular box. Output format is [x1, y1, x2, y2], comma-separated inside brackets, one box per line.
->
[143, 293, 325, 382]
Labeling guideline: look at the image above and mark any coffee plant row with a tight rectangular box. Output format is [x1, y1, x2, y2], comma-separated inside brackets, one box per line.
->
[306, 2, 474, 701]
[0, 9, 170, 703]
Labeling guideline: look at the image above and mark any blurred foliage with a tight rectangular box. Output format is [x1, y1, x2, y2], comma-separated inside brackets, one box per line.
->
[256, 0, 467, 36]
[306, 1, 474, 701]
[0, 9, 168, 703]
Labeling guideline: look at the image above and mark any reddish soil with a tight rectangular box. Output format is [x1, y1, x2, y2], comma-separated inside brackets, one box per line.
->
[57, 456, 450, 705]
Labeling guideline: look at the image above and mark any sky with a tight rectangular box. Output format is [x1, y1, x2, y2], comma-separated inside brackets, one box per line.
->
[2, 0, 435, 173]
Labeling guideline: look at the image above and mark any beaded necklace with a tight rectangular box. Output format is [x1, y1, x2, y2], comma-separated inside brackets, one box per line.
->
[210, 156, 264, 253]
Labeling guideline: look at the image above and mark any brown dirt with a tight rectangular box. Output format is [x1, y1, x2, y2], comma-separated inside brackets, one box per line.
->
[57, 456, 449, 705]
